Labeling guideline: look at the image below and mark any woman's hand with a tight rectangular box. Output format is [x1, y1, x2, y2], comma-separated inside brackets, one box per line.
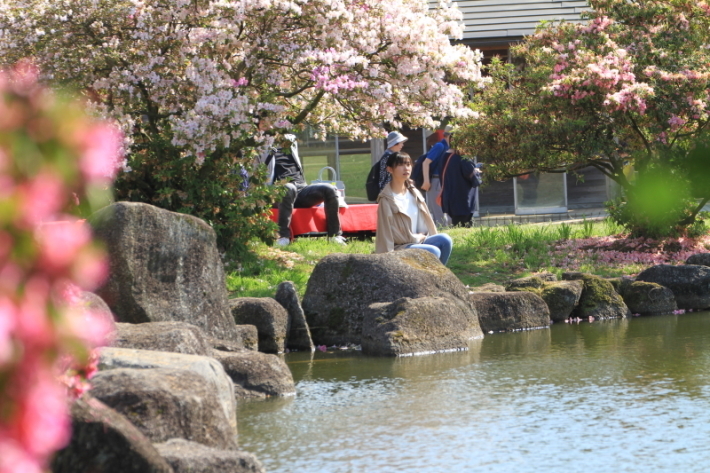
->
[413, 233, 427, 244]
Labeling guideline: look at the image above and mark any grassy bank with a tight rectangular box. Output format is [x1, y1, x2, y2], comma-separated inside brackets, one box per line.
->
[225, 218, 710, 299]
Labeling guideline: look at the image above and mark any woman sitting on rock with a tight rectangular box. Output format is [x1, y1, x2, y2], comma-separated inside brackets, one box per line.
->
[375, 152, 453, 265]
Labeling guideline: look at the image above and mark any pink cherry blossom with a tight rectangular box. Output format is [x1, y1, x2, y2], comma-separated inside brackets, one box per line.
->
[0, 0, 484, 163]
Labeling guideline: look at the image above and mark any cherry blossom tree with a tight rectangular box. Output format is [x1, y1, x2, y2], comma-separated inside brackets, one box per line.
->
[0, 63, 118, 473]
[456, 0, 710, 236]
[0, 0, 484, 254]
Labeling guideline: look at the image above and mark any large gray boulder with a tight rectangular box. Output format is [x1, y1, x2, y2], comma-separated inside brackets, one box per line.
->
[229, 298, 288, 354]
[621, 281, 677, 316]
[210, 328, 259, 352]
[275, 281, 314, 352]
[113, 322, 212, 356]
[636, 264, 710, 310]
[469, 292, 551, 333]
[99, 347, 236, 432]
[540, 280, 583, 322]
[211, 349, 296, 399]
[51, 395, 173, 473]
[90, 368, 237, 449]
[155, 439, 265, 473]
[302, 250, 478, 346]
[90, 202, 239, 343]
[573, 274, 630, 319]
[361, 297, 483, 356]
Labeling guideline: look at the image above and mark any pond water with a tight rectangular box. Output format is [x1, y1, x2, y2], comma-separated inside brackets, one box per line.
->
[237, 312, 710, 473]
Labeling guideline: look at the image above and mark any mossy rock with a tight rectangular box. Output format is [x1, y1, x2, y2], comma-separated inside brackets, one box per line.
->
[622, 281, 677, 316]
[470, 291, 550, 333]
[636, 264, 710, 310]
[540, 280, 583, 323]
[607, 276, 634, 297]
[361, 297, 482, 356]
[574, 275, 630, 319]
[303, 250, 476, 346]
[471, 283, 505, 293]
[506, 276, 545, 294]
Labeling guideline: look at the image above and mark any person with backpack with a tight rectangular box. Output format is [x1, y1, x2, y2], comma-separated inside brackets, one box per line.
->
[263, 134, 346, 246]
[366, 131, 408, 201]
[421, 128, 452, 226]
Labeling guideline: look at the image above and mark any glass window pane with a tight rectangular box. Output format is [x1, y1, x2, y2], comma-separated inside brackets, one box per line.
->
[295, 129, 337, 184]
[515, 172, 567, 214]
[338, 151, 372, 204]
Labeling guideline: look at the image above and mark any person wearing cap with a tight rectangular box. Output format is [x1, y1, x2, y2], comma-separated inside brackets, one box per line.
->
[421, 128, 453, 226]
[376, 131, 409, 194]
[263, 134, 345, 246]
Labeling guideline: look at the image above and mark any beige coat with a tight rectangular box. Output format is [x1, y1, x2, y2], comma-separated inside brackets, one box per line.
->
[375, 181, 438, 254]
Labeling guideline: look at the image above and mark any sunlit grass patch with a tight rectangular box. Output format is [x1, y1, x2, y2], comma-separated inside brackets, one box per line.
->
[226, 217, 710, 298]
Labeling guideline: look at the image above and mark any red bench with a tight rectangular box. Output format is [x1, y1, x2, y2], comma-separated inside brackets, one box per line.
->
[269, 204, 378, 236]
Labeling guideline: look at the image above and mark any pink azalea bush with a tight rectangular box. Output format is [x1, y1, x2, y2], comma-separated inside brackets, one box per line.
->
[550, 234, 710, 274]
[0, 63, 121, 473]
[457, 0, 710, 236]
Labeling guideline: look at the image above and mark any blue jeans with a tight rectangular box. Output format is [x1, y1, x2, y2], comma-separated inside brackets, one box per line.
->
[407, 233, 453, 266]
[278, 183, 342, 238]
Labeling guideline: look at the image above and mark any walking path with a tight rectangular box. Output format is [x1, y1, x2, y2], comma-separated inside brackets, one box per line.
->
[473, 207, 608, 227]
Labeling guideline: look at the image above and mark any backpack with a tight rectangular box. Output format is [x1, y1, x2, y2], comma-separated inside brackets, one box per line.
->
[365, 161, 381, 201]
[409, 153, 429, 190]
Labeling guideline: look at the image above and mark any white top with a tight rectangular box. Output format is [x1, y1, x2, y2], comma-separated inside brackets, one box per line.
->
[393, 189, 427, 234]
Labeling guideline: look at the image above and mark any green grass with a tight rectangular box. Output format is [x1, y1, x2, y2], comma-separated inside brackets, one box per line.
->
[225, 218, 647, 299]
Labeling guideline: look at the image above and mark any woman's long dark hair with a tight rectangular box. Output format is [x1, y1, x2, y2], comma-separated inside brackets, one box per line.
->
[386, 151, 412, 168]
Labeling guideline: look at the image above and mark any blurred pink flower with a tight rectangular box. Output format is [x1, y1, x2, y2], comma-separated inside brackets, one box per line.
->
[18, 172, 65, 227]
[0, 440, 44, 473]
[17, 372, 70, 457]
[76, 123, 123, 182]
[69, 246, 108, 291]
[35, 220, 92, 274]
[14, 278, 53, 347]
[63, 306, 114, 348]
[0, 297, 17, 364]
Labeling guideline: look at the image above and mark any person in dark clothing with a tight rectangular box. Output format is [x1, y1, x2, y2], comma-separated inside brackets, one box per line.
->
[263, 134, 345, 246]
[439, 149, 482, 227]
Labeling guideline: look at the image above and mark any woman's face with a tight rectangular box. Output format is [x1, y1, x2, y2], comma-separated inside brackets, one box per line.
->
[387, 160, 412, 180]
[389, 141, 405, 152]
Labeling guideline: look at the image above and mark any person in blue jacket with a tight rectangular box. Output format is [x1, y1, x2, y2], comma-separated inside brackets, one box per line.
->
[421, 129, 452, 226]
[439, 148, 482, 227]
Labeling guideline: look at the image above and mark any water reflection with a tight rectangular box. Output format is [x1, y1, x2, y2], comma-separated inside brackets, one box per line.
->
[238, 313, 710, 473]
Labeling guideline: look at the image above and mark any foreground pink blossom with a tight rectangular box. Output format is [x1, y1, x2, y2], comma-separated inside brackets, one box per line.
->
[0, 64, 118, 473]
